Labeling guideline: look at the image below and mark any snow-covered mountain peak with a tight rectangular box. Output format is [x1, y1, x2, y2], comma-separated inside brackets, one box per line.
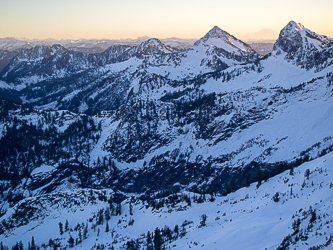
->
[193, 25, 254, 55]
[136, 38, 177, 55]
[287, 20, 305, 31]
[205, 26, 227, 39]
[274, 21, 333, 52]
[272, 20, 333, 69]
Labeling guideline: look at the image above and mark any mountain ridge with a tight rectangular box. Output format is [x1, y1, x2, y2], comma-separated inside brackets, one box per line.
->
[0, 25, 262, 114]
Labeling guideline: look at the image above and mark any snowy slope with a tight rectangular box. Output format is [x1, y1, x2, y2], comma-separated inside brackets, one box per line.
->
[92, 57, 333, 171]
[1, 152, 333, 249]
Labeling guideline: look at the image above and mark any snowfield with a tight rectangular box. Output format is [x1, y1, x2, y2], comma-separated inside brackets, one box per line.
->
[1, 152, 333, 249]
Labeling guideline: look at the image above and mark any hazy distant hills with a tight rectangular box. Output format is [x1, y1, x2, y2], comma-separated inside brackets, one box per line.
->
[0, 30, 278, 55]
[237, 29, 279, 55]
[238, 28, 279, 42]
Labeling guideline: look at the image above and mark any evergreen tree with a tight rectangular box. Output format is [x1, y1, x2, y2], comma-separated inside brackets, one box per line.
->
[128, 217, 134, 226]
[304, 169, 310, 179]
[163, 226, 172, 240]
[68, 236, 74, 248]
[199, 214, 207, 228]
[18, 242, 23, 250]
[58, 222, 63, 235]
[310, 209, 317, 224]
[180, 224, 186, 237]
[65, 220, 69, 232]
[104, 207, 111, 221]
[83, 223, 88, 239]
[116, 203, 122, 216]
[98, 209, 104, 225]
[11, 242, 19, 250]
[125, 240, 133, 250]
[129, 198, 133, 216]
[272, 192, 280, 202]
[146, 231, 152, 248]
[30, 237, 36, 250]
[174, 225, 179, 238]
[289, 166, 294, 176]
[78, 230, 82, 243]
[153, 228, 162, 250]
[105, 221, 109, 232]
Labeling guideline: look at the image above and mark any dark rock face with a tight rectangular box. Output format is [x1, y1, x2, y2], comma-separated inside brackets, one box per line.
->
[273, 21, 333, 69]
[274, 21, 304, 54]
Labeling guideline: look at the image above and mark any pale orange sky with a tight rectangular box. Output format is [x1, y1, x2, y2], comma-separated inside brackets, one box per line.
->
[0, 0, 332, 40]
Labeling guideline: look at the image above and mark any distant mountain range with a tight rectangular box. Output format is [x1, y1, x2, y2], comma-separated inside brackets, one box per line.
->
[0, 30, 278, 56]
[0, 36, 197, 53]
